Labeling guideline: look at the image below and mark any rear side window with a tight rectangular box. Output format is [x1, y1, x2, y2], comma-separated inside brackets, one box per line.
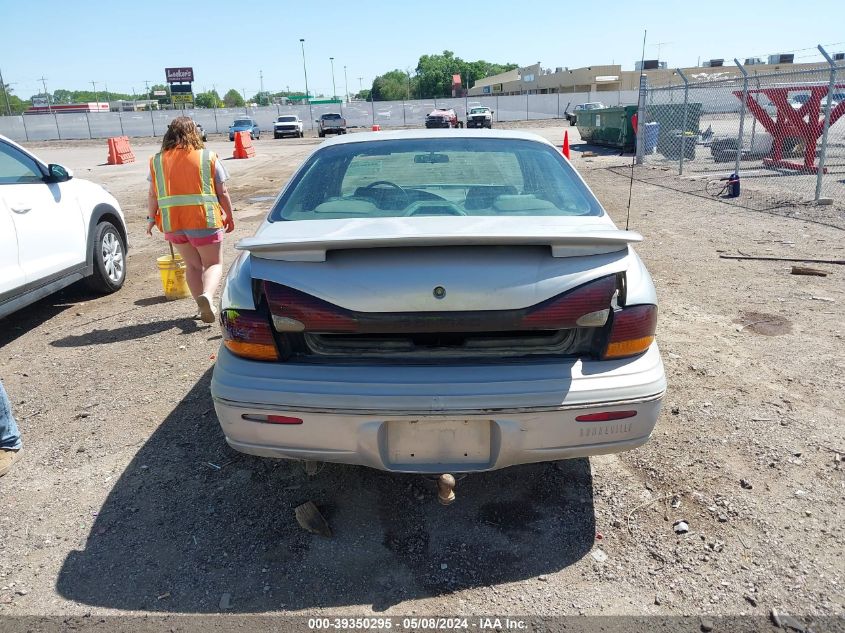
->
[270, 138, 602, 221]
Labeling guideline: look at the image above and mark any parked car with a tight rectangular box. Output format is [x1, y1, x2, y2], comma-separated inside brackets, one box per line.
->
[565, 102, 606, 126]
[316, 113, 347, 137]
[229, 118, 260, 141]
[425, 108, 461, 128]
[466, 106, 494, 128]
[789, 92, 843, 111]
[274, 115, 304, 139]
[211, 129, 666, 475]
[0, 135, 128, 320]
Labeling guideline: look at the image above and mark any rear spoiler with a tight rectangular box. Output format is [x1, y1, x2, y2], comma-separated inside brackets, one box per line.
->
[236, 230, 643, 262]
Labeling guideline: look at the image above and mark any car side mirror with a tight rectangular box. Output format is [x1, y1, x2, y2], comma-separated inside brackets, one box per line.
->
[46, 164, 72, 183]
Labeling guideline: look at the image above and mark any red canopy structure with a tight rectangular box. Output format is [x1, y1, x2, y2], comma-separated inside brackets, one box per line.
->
[734, 84, 845, 173]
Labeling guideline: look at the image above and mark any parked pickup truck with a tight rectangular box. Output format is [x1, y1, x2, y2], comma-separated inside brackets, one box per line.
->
[466, 106, 493, 128]
[425, 108, 462, 128]
[274, 115, 304, 139]
[316, 113, 347, 137]
[565, 102, 606, 126]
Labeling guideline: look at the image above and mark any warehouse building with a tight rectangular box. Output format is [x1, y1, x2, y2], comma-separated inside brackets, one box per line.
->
[468, 57, 837, 97]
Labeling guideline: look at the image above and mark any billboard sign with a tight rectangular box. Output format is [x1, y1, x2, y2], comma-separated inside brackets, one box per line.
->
[171, 93, 194, 105]
[165, 67, 194, 83]
[170, 83, 192, 94]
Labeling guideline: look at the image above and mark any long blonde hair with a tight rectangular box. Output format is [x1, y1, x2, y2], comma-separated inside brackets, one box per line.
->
[161, 116, 204, 151]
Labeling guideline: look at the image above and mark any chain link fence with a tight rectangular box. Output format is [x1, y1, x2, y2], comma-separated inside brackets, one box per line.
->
[0, 91, 640, 143]
[638, 59, 845, 207]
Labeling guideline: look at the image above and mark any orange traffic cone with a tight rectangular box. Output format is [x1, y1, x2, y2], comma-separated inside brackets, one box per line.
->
[562, 130, 570, 159]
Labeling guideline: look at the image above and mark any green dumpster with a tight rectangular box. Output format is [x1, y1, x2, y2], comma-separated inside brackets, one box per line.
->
[575, 105, 638, 152]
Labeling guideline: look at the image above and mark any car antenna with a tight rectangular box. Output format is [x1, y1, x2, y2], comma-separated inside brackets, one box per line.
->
[626, 29, 647, 231]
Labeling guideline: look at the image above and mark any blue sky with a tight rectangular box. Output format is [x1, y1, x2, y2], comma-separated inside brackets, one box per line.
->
[1, 0, 843, 99]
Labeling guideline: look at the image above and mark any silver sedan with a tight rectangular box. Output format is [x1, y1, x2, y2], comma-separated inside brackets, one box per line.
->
[211, 130, 666, 474]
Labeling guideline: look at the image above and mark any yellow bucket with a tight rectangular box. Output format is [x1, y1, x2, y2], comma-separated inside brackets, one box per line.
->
[157, 254, 191, 300]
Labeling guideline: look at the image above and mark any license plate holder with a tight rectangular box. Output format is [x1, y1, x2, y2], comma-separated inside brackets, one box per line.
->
[385, 419, 492, 466]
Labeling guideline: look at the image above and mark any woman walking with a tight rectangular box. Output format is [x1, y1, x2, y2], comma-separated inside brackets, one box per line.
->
[147, 117, 235, 322]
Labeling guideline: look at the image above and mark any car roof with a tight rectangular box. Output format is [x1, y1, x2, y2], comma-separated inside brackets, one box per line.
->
[318, 128, 557, 149]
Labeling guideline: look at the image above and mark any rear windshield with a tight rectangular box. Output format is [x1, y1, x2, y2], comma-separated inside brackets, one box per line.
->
[269, 137, 603, 221]
[321, 113, 342, 119]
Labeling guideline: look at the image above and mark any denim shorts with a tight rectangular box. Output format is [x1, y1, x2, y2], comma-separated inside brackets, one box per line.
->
[164, 228, 223, 247]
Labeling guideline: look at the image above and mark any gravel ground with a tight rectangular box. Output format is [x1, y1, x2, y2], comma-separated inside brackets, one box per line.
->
[0, 126, 843, 629]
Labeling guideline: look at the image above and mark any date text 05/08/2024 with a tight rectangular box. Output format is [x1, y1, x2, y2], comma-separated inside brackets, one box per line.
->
[307, 617, 527, 630]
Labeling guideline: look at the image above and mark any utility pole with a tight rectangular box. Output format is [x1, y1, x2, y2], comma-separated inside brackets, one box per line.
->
[343, 65, 349, 103]
[358, 76, 364, 99]
[0, 67, 11, 116]
[104, 82, 111, 106]
[259, 69, 264, 105]
[91, 80, 100, 108]
[300, 38, 313, 127]
[40, 75, 61, 139]
[330, 57, 337, 101]
[144, 80, 156, 134]
[40, 76, 52, 114]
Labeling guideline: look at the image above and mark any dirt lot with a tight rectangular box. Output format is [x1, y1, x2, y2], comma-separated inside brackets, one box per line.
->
[1, 125, 843, 627]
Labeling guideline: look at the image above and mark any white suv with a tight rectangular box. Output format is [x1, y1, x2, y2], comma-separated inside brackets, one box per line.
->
[0, 135, 128, 320]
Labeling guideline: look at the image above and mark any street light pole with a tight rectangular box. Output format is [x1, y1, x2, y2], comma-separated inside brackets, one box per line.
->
[344, 65, 349, 103]
[91, 80, 100, 108]
[330, 57, 337, 101]
[300, 38, 313, 128]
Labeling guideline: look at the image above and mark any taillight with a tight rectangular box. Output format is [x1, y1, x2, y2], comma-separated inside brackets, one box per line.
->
[602, 305, 657, 359]
[220, 308, 279, 361]
[264, 276, 618, 335]
[520, 275, 617, 329]
[264, 284, 357, 332]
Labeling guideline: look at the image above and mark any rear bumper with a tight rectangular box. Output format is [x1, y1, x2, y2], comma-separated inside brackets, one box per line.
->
[211, 344, 666, 473]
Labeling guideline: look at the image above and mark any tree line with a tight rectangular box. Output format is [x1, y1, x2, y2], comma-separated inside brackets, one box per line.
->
[0, 51, 516, 114]
[369, 51, 516, 101]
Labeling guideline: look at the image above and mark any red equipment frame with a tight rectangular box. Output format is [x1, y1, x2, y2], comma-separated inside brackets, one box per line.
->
[733, 84, 845, 173]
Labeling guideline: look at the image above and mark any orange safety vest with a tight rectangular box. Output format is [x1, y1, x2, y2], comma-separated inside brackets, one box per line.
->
[150, 148, 223, 232]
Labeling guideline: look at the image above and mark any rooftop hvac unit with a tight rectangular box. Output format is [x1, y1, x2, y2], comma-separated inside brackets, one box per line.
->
[702, 59, 724, 67]
[635, 59, 660, 70]
[745, 57, 764, 65]
[555, 67, 564, 73]
[768, 53, 795, 64]
[834, 52, 845, 61]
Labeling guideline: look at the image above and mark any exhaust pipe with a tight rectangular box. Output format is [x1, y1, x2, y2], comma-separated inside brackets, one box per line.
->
[437, 474, 456, 505]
